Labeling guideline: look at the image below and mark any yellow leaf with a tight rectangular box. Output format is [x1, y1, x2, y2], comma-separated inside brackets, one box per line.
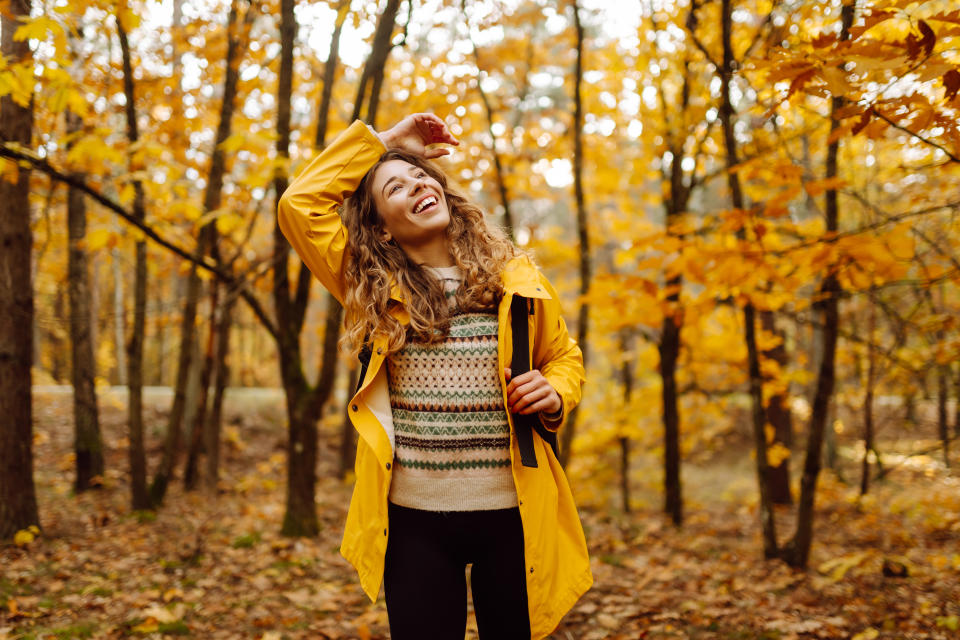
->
[162, 588, 183, 602]
[886, 228, 915, 260]
[819, 551, 872, 582]
[86, 229, 114, 252]
[131, 618, 159, 633]
[119, 182, 136, 206]
[11, 63, 35, 108]
[14, 528, 36, 546]
[65, 135, 123, 170]
[766, 443, 791, 468]
[14, 15, 65, 45]
[219, 133, 246, 153]
[852, 629, 879, 640]
[142, 603, 186, 623]
[215, 212, 243, 235]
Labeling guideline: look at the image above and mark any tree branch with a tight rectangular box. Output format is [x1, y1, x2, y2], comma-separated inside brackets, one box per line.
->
[873, 110, 960, 164]
[1, 145, 278, 339]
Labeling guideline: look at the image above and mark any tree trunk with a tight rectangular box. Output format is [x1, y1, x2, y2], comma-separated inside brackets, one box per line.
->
[660, 304, 682, 525]
[66, 109, 105, 493]
[128, 208, 149, 510]
[116, 11, 151, 510]
[272, 0, 397, 535]
[472, 54, 515, 240]
[112, 241, 127, 385]
[184, 281, 218, 490]
[618, 331, 634, 514]
[361, 0, 402, 130]
[860, 305, 877, 495]
[149, 260, 202, 506]
[938, 368, 950, 468]
[954, 364, 959, 438]
[315, 0, 349, 150]
[273, 0, 317, 536]
[560, 0, 589, 468]
[319, 1, 352, 483]
[781, 0, 855, 570]
[204, 297, 234, 493]
[719, 0, 777, 557]
[0, 0, 39, 539]
[761, 310, 793, 505]
[150, 0, 248, 504]
[51, 290, 69, 383]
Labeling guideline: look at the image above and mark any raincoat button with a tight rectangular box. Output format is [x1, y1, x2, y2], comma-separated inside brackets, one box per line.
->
[377, 347, 383, 355]
[386, 462, 391, 470]
[351, 404, 358, 412]
[384, 529, 387, 536]
[529, 567, 534, 574]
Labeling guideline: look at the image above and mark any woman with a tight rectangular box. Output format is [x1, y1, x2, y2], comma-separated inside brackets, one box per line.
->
[277, 113, 591, 640]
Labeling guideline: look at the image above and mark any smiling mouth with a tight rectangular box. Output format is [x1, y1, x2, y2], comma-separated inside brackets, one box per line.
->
[413, 195, 438, 214]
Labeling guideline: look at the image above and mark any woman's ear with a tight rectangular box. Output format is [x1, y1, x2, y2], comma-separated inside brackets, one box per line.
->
[380, 227, 393, 243]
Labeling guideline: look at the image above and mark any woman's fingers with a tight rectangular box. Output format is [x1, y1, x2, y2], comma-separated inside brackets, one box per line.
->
[413, 113, 459, 146]
[379, 114, 459, 154]
[506, 369, 560, 414]
[423, 146, 452, 159]
[512, 385, 551, 414]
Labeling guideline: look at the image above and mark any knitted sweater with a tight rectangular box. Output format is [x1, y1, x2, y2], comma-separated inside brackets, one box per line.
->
[387, 265, 518, 512]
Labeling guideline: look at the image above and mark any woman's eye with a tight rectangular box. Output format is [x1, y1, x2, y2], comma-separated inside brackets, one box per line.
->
[389, 183, 401, 194]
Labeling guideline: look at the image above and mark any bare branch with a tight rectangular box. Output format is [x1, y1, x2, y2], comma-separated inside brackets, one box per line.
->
[1, 145, 278, 339]
[873, 110, 960, 164]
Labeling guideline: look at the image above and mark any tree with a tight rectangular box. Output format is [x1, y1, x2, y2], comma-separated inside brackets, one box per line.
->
[66, 107, 105, 492]
[183, 0, 255, 492]
[116, 5, 150, 511]
[273, 0, 403, 535]
[714, 0, 778, 558]
[0, 0, 40, 539]
[780, 0, 856, 570]
[559, 0, 590, 468]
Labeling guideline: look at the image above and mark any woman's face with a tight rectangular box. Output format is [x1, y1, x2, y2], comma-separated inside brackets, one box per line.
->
[370, 159, 450, 251]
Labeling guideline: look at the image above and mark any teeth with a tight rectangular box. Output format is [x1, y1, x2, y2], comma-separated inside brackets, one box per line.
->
[414, 196, 437, 214]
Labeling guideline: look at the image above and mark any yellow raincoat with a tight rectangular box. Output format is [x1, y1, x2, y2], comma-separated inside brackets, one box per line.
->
[277, 120, 592, 639]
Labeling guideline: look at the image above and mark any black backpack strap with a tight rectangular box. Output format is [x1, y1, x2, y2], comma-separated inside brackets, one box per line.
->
[355, 339, 372, 394]
[510, 295, 559, 468]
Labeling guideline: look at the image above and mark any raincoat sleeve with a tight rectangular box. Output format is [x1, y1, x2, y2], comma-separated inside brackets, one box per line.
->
[276, 120, 386, 304]
[531, 271, 586, 433]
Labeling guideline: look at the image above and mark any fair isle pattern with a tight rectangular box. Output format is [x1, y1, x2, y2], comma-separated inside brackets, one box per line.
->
[387, 266, 517, 512]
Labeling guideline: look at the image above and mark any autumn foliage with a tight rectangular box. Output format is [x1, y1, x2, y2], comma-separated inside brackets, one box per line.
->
[2, 0, 960, 637]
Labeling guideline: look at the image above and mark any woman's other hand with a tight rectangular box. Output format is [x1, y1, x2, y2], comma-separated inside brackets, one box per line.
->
[377, 113, 459, 159]
[504, 367, 562, 416]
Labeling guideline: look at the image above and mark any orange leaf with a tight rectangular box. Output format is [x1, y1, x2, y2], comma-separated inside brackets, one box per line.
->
[851, 107, 874, 136]
[944, 69, 960, 101]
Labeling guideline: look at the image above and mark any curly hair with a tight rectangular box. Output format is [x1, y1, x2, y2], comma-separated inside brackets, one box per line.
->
[340, 149, 521, 358]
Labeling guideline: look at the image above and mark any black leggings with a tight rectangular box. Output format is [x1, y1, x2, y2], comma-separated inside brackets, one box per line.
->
[384, 502, 531, 639]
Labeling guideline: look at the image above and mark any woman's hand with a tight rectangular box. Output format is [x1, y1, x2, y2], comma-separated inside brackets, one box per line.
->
[504, 367, 562, 416]
[377, 113, 459, 158]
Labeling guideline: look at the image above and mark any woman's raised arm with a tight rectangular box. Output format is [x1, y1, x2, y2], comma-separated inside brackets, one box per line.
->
[277, 121, 386, 303]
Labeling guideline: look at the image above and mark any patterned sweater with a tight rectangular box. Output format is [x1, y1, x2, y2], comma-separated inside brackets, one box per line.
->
[387, 265, 518, 512]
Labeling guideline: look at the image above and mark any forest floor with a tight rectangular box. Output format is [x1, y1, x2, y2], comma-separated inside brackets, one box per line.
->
[2, 388, 959, 640]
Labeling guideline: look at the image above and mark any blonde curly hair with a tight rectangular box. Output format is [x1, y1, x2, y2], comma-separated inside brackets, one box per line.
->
[340, 149, 521, 358]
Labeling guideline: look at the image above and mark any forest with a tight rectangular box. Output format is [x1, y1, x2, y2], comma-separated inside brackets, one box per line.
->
[1, 0, 959, 637]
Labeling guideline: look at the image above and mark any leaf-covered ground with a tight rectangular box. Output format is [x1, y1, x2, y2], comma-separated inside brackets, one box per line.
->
[2, 389, 958, 639]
